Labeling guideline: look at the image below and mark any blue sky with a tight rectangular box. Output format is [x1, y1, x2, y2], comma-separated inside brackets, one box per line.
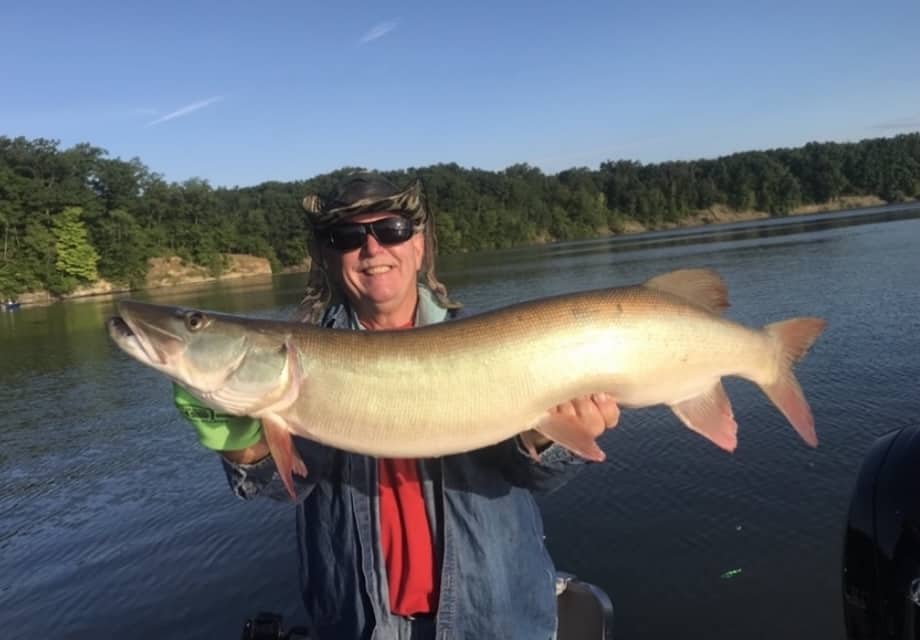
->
[2, 0, 919, 188]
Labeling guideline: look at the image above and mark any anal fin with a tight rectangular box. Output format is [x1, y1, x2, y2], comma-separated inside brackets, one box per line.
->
[261, 413, 308, 500]
[670, 382, 738, 452]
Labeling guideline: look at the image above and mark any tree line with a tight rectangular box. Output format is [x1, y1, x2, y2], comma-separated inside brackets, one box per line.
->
[1, 132, 918, 297]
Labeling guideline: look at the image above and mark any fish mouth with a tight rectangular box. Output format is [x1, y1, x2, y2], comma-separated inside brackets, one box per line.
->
[107, 315, 144, 357]
[107, 315, 162, 366]
[107, 315, 133, 340]
[107, 304, 183, 367]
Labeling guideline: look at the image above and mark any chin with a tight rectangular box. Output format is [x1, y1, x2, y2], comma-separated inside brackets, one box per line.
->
[370, 284, 414, 305]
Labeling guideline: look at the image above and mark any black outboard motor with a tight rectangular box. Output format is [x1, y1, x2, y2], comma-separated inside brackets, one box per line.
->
[844, 424, 920, 639]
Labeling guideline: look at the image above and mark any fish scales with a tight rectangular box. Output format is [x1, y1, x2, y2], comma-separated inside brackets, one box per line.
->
[286, 286, 765, 457]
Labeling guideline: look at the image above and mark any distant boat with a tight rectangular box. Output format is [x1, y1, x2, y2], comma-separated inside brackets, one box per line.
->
[2, 300, 21, 311]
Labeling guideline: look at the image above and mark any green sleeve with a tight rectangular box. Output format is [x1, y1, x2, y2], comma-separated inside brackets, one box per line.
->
[172, 383, 264, 451]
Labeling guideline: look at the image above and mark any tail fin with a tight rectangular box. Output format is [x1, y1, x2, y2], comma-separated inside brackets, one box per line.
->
[761, 317, 827, 446]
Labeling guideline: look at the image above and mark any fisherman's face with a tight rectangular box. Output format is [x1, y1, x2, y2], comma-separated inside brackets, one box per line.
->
[325, 211, 425, 327]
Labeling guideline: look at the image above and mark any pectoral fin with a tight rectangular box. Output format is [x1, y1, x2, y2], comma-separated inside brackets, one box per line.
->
[670, 382, 738, 452]
[261, 413, 308, 500]
[533, 414, 606, 462]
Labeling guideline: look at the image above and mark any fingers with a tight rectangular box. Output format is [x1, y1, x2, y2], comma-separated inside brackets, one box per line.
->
[551, 401, 576, 416]
[591, 392, 621, 429]
[551, 394, 620, 437]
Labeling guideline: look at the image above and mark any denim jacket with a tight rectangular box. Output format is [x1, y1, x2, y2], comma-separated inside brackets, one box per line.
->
[219, 288, 590, 639]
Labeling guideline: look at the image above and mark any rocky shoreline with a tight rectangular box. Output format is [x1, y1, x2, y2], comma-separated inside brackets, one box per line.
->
[13, 254, 288, 307]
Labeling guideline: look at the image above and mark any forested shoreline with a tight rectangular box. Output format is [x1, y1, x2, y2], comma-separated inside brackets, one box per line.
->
[1, 132, 918, 301]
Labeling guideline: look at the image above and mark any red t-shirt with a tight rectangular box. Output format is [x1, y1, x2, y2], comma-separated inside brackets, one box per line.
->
[377, 317, 439, 615]
[378, 457, 439, 615]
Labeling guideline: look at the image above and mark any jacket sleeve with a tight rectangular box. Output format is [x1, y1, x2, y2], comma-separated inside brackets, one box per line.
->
[495, 436, 591, 495]
[218, 436, 338, 503]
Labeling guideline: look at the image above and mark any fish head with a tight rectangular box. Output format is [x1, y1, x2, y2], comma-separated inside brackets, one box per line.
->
[107, 301, 291, 414]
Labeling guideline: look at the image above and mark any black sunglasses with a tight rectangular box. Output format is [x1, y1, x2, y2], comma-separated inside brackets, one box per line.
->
[319, 217, 415, 252]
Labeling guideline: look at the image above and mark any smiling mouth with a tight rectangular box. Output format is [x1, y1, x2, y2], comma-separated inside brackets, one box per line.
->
[362, 265, 393, 275]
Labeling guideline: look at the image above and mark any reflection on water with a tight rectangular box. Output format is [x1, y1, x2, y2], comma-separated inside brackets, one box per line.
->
[1, 204, 920, 640]
[440, 202, 920, 294]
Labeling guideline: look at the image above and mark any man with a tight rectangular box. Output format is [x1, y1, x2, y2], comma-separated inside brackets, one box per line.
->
[174, 172, 619, 639]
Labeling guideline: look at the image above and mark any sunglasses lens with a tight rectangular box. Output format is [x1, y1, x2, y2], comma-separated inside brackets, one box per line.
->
[373, 218, 413, 244]
[327, 226, 367, 251]
[324, 218, 414, 252]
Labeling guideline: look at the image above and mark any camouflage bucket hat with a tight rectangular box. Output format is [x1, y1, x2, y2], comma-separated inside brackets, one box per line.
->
[297, 172, 460, 324]
[302, 173, 428, 229]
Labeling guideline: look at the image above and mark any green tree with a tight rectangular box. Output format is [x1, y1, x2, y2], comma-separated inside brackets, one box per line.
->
[2, 131, 919, 296]
[92, 208, 154, 286]
[20, 220, 56, 291]
[52, 207, 100, 288]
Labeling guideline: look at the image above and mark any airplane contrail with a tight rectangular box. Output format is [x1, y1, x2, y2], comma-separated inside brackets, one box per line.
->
[360, 20, 398, 44]
[146, 96, 224, 126]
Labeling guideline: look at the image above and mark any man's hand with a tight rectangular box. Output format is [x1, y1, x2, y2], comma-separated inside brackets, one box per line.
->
[520, 393, 620, 455]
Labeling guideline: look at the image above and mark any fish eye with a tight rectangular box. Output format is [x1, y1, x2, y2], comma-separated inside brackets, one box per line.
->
[184, 311, 209, 332]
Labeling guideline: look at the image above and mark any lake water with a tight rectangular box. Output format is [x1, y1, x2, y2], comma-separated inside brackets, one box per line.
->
[2, 204, 919, 639]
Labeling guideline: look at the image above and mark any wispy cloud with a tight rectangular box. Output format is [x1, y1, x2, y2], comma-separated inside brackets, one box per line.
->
[146, 96, 224, 126]
[872, 115, 920, 131]
[359, 19, 398, 45]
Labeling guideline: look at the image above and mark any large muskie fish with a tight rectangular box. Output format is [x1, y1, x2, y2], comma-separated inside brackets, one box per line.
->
[107, 269, 826, 498]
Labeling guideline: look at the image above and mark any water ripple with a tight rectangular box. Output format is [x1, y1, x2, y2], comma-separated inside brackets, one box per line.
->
[2, 213, 919, 639]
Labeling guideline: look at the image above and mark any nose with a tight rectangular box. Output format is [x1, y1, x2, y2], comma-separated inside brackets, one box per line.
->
[360, 232, 384, 256]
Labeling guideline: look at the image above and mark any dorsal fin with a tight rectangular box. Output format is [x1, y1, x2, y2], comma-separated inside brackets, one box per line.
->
[643, 268, 730, 314]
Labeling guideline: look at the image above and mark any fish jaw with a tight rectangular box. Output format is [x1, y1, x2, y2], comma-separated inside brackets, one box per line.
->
[107, 314, 181, 376]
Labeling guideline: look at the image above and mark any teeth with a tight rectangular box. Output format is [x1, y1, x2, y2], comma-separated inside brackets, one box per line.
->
[364, 266, 391, 275]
